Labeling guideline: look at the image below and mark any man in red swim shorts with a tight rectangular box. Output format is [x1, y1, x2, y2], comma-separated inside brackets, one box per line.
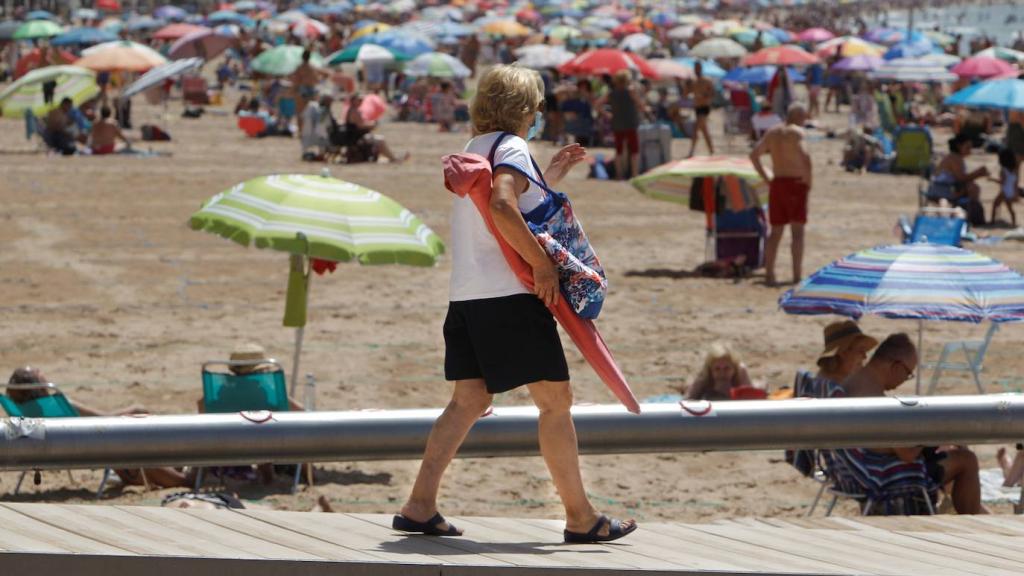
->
[750, 103, 812, 287]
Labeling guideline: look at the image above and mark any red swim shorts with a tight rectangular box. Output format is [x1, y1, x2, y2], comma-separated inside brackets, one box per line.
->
[613, 129, 639, 155]
[768, 177, 809, 226]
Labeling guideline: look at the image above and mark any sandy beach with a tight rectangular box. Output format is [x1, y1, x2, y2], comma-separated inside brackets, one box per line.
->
[2, 93, 1022, 521]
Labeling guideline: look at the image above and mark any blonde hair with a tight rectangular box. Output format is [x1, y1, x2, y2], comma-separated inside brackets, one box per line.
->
[688, 338, 745, 397]
[613, 69, 631, 89]
[470, 64, 544, 135]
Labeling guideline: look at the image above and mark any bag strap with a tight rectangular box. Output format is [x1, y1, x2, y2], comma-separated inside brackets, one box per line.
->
[486, 132, 555, 195]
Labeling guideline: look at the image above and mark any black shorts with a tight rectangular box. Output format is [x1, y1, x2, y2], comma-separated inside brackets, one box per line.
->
[444, 294, 569, 394]
[922, 447, 948, 485]
[695, 105, 711, 117]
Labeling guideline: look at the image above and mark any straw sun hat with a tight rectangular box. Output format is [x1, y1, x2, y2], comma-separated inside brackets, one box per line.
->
[228, 343, 275, 375]
[816, 321, 878, 366]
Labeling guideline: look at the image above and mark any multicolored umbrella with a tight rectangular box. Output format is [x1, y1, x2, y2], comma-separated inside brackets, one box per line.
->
[0, 65, 98, 118]
[250, 45, 324, 76]
[976, 46, 1024, 64]
[291, 18, 329, 40]
[405, 51, 471, 78]
[630, 155, 765, 205]
[952, 56, 1016, 79]
[558, 48, 658, 79]
[190, 173, 445, 392]
[871, 58, 958, 82]
[646, 58, 694, 80]
[327, 43, 410, 65]
[348, 30, 436, 58]
[742, 45, 819, 66]
[779, 243, 1024, 392]
[349, 21, 391, 40]
[77, 41, 168, 72]
[153, 23, 209, 40]
[815, 36, 884, 58]
[690, 38, 748, 59]
[945, 79, 1024, 111]
[13, 19, 62, 40]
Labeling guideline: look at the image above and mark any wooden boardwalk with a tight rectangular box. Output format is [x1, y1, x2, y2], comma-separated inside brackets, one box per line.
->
[1, 503, 1023, 575]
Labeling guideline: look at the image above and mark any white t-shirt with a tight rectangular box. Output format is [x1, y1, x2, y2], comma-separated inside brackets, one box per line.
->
[449, 132, 548, 302]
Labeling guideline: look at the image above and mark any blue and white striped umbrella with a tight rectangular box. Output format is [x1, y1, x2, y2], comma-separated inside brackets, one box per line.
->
[780, 244, 1024, 324]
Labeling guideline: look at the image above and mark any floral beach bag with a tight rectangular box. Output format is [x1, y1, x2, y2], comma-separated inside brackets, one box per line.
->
[488, 133, 608, 319]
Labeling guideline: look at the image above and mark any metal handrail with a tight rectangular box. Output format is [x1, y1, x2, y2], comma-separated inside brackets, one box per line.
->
[2, 394, 1024, 472]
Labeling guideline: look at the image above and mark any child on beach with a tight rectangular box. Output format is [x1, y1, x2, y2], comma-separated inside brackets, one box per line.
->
[396, 64, 636, 544]
[683, 342, 754, 401]
[990, 146, 1020, 227]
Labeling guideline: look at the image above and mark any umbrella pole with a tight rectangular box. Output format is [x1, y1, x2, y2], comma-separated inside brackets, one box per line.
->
[290, 256, 312, 397]
[916, 319, 923, 395]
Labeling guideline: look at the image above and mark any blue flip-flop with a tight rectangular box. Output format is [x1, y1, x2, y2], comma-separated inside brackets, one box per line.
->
[392, 512, 462, 536]
[563, 515, 637, 544]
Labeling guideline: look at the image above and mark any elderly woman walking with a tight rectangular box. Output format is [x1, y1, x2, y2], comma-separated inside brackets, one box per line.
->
[394, 64, 637, 544]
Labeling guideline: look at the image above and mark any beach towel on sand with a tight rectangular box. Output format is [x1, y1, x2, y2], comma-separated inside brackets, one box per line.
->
[442, 143, 640, 413]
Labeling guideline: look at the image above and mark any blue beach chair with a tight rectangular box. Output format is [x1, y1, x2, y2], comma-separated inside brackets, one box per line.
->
[194, 358, 303, 492]
[1, 382, 116, 497]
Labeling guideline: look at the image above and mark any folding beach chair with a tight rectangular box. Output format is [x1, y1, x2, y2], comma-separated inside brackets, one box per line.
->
[0, 382, 116, 498]
[817, 449, 936, 517]
[924, 323, 999, 396]
[899, 206, 967, 247]
[195, 359, 303, 492]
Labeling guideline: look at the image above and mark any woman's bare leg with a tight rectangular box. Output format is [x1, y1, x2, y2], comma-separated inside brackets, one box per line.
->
[527, 380, 635, 536]
[400, 379, 491, 532]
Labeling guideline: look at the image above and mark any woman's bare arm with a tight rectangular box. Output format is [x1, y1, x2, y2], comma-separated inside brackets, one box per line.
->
[489, 168, 559, 306]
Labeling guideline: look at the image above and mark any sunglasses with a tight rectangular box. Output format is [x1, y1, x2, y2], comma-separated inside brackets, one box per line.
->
[894, 359, 915, 382]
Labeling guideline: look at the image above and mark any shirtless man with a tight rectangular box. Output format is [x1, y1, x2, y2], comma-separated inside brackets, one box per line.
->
[841, 334, 987, 515]
[687, 61, 715, 158]
[750, 103, 811, 287]
[89, 106, 130, 155]
[289, 49, 327, 131]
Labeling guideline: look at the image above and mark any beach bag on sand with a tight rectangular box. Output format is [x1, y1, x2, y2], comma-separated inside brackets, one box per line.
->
[141, 125, 171, 141]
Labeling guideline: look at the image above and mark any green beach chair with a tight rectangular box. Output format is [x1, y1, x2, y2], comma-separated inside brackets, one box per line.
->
[195, 359, 303, 492]
[0, 382, 115, 498]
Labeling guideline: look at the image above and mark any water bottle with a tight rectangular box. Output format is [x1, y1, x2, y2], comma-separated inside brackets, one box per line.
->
[304, 373, 316, 411]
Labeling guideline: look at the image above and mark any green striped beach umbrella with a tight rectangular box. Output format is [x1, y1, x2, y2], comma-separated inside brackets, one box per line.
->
[13, 19, 62, 40]
[190, 172, 445, 391]
[0, 65, 99, 118]
[250, 45, 324, 76]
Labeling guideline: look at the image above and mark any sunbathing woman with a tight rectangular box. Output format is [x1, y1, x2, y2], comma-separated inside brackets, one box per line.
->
[683, 341, 754, 400]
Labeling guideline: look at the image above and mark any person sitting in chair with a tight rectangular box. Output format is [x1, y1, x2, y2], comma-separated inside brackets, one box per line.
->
[345, 92, 409, 164]
[43, 98, 79, 156]
[6, 367, 190, 488]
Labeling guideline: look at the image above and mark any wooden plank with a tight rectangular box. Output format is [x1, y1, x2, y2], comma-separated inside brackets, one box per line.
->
[770, 521, 1022, 576]
[889, 531, 1024, 565]
[507, 516, 835, 574]
[6, 502, 258, 558]
[916, 515, 1024, 536]
[117, 506, 323, 561]
[654, 522, 856, 575]
[343, 513, 601, 570]
[237, 509, 486, 566]
[458, 515, 645, 571]
[182, 508, 378, 561]
[0, 504, 130, 555]
[691, 522, 950, 576]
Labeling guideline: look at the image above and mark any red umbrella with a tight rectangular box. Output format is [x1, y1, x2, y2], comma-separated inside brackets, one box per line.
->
[342, 93, 387, 122]
[952, 56, 1016, 79]
[742, 45, 819, 66]
[14, 48, 77, 79]
[558, 48, 658, 79]
[797, 28, 834, 43]
[96, 0, 121, 10]
[153, 23, 211, 41]
[611, 22, 642, 38]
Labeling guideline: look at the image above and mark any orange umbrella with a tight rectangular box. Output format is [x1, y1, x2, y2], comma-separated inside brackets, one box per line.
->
[14, 48, 77, 79]
[76, 41, 168, 72]
[153, 23, 210, 41]
[481, 20, 531, 37]
[742, 45, 819, 66]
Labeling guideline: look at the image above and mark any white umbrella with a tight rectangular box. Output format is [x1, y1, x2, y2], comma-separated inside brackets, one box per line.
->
[619, 32, 654, 53]
[122, 57, 203, 98]
[918, 52, 962, 67]
[870, 58, 959, 82]
[691, 37, 747, 59]
[668, 25, 697, 40]
[514, 44, 575, 69]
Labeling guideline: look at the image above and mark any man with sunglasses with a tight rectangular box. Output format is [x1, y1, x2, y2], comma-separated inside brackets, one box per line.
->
[843, 333, 988, 514]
